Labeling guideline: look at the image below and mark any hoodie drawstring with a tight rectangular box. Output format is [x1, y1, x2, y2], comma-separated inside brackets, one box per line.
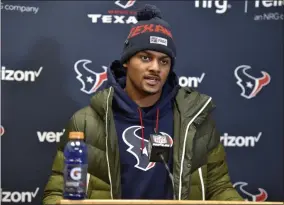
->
[137, 108, 160, 154]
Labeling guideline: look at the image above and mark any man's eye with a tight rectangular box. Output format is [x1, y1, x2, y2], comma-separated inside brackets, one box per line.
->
[161, 60, 169, 65]
[141, 56, 150, 61]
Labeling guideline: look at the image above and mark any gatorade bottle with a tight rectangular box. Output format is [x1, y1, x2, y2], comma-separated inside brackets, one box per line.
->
[63, 131, 88, 199]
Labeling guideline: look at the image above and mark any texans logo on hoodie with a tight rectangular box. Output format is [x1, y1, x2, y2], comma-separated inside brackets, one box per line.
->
[122, 125, 173, 171]
[74, 59, 108, 94]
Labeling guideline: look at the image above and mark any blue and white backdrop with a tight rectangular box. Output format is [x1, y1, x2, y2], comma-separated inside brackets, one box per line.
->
[1, 1, 283, 204]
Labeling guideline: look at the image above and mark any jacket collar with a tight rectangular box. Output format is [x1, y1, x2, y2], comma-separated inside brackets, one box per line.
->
[174, 87, 215, 125]
[90, 87, 114, 120]
[90, 86, 215, 126]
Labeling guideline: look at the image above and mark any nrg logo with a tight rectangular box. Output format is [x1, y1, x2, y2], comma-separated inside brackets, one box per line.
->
[194, 0, 232, 14]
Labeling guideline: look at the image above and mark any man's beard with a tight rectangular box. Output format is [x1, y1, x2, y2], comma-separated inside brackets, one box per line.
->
[131, 77, 160, 96]
[141, 88, 159, 96]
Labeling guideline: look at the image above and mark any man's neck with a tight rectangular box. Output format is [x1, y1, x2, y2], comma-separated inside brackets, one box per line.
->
[124, 85, 161, 108]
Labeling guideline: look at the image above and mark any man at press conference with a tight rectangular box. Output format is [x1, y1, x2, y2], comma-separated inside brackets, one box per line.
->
[43, 4, 243, 204]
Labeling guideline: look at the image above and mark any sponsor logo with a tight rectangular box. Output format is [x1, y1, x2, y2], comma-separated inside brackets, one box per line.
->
[253, 0, 283, 9]
[122, 126, 173, 171]
[70, 167, 82, 180]
[0, 125, 5, 137]
[179, 73, 205, 88]
[88, 0, 137, 24]
[74, 59, 108, 94]
[221, 132, 262, 147]
[194, 0, 232, 14]
[1, 2, 39, 14]
[115, 0, 136, 9]
[194, 0, 283, 20]
[247, 0, 284, 21]
[1, 66, 43, 82]
[150, 36, 168, 46]
[233, 182, 268, 201]
[37, 129, 65, 143]
[254, 12, 284, 20]
[234, 65, 271, 99]
[0, 188, 39, 203]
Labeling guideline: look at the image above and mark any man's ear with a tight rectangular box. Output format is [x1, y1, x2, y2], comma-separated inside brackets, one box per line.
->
[123, 63, 127, 68]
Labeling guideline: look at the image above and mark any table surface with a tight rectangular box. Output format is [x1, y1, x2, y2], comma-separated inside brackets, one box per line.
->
[58, 199, 283, 204]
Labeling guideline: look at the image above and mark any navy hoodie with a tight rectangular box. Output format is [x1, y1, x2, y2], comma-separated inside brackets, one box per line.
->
[107, 60, 180, 199]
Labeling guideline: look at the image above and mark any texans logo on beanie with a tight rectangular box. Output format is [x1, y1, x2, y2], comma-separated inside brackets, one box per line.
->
[120, 4, 176, 67]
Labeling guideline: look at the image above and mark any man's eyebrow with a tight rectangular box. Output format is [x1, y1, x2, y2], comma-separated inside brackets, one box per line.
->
[141, 51, 170, 59]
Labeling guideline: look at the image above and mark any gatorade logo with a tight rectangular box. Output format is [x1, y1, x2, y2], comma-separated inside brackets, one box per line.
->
[70, 167, 82, 180]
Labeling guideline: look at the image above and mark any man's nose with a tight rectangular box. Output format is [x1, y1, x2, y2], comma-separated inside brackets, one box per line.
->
[149, 60, 160, 72]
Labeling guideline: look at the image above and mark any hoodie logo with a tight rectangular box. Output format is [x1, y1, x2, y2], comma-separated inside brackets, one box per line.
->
[233, 182, 268, 201]
[234, 65, 271, 99]
[122, 126, 173, 171]
[74, 59, 108, 94]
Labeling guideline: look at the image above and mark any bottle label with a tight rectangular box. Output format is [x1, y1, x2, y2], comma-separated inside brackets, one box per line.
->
[64, 164, 88, 194]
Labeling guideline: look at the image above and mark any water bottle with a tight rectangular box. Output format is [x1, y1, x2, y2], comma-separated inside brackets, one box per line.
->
[63, 131, 88, 199]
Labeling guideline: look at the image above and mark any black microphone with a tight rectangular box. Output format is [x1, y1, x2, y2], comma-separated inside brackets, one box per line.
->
[147, 133, 176, 200]
[148, 133, 171, 162]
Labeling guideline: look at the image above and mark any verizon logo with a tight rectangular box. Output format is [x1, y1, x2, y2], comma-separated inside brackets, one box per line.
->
[37, 129, 65, 143]
[221, 132, 262, 147]
[1, 188, 39, 203]
[1, 66, 43, 82]
[179, 73, 205, 88]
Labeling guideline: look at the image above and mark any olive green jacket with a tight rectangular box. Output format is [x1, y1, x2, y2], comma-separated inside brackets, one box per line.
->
[43, 87, 243, 204]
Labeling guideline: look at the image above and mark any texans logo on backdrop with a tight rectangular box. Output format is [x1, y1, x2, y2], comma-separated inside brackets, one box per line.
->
[122, 126, 173, 171]
[115, 0, 136, 9]
[0, 125, 5, 137]
[233, 182, 268, 202]
[74, 59, 108, 94]
[234, 65, 271, 99]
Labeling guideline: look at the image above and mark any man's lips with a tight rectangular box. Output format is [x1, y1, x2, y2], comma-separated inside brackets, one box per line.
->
[143, 75, 161, 86]
[144, 75, 161, 81]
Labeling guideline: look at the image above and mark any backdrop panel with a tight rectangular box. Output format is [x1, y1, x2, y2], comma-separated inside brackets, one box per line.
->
[1, 1, 283, 204]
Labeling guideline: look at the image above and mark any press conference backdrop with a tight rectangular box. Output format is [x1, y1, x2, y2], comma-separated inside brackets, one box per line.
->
[1, 0, 283, 204]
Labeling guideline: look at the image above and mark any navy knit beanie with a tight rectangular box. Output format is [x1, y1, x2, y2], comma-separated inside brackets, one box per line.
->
[120, 4, 176, 67]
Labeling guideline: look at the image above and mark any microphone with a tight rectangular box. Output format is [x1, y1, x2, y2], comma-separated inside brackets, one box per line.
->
[147, 133, 176, 200]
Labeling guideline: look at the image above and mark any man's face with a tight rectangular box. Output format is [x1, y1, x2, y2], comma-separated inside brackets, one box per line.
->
[123, 50, 171, 96]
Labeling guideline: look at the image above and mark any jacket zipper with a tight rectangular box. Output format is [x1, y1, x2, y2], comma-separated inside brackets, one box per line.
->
[105, 88, 114, 199]
[178, 97, 212, 200]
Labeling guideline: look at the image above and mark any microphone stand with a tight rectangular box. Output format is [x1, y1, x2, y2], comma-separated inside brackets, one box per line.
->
[159, 153, 176, 200]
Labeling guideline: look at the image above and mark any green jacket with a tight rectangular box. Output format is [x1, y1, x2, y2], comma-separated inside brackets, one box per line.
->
[43, 87, 243, 204]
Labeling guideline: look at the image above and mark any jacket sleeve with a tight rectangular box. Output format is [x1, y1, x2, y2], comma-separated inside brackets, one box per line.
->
[42, 113, 84, 205]
[206, 118, 244, 201]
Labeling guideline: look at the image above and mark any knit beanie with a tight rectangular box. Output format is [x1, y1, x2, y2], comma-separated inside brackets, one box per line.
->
[120, 4, 176, 67]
